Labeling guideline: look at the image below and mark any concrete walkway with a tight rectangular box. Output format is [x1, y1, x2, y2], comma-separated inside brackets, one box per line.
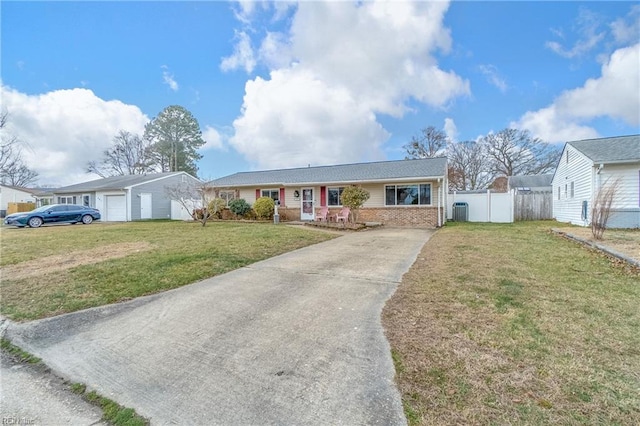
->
[4, 228, 432, 425]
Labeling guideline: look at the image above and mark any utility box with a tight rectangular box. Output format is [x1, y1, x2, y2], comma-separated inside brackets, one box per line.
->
[452, 202, 469, 222]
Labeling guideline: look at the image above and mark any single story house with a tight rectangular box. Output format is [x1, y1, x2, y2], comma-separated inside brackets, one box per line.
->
[0, 184, 37, 217]
[53, 172, 201, 222]
[508, 174, 553, 193]
[211, 157, 448, 227]
[552, 134, 640, 228]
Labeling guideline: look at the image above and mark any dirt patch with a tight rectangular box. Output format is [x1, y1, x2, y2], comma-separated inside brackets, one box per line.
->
[1, 242, 153, 281]
[554, 227, 640, 263]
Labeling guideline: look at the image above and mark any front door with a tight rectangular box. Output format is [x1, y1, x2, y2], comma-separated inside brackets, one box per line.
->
[300, 188, 314, 221]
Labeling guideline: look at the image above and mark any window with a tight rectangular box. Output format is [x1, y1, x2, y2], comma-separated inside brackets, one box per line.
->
[566, 150, 569, 164]
[564, 184, 568, 198]
[557, 186, 561, 200]
[82, 194, 91, 207]
[570, 182, 574, 198]
[327, 187, 344, 206]
[385, 184, 431, 206]
[261, 189, 279, 202]
[219, 191, 235, 206]
[57, 196, 76, 204]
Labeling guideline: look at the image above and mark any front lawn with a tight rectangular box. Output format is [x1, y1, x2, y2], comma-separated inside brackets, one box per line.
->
[383, 221, 639, 425]
[0, 221, 336, 321]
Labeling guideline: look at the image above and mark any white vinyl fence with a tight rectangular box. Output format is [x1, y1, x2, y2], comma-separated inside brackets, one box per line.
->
[448, 190, 514, 223]
[171, 199, 202, 220]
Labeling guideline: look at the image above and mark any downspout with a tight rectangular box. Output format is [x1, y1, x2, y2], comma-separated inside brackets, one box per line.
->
[437, 178, 442, 227]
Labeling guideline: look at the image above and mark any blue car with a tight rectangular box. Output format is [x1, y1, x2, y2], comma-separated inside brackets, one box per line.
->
[3, 204, 101, 228]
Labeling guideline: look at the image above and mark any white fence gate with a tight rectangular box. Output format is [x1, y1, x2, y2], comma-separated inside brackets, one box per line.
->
[448, 190, 514, 223]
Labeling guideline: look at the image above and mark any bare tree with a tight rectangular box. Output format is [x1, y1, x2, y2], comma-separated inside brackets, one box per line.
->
[164, 180, 213, 227]
[483, 128, 560, 177]
[447, 140, 494, 191]
[591, 177, 620, 240]
[87, 130, 158, 178]
[404, 126, 448, 159]
[0, 110, 39, 186]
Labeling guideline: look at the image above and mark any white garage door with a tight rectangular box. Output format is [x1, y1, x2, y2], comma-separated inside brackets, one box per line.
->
[105, 195, 127, 221]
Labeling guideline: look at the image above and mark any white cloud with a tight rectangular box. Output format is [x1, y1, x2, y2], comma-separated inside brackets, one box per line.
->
[545, 7, 606, 58]
[0, 85, 149, 186]
[228, 0, 469, 169]
[478, 64, 507, 93]
[161, 65, 179, 92]
[231, 68, 389, 169]
[202, 125, 225, 150]
[611, 5, 640, 45]
[514, 43, 640, 142]
[444, 118, 458, 142]
[220, 31, 256, 74]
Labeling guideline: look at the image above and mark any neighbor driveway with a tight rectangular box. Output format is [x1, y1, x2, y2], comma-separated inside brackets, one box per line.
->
[5, 227, 432, 425]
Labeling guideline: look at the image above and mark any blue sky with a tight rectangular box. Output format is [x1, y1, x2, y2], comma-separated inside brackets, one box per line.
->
[1, 1, 638, 186]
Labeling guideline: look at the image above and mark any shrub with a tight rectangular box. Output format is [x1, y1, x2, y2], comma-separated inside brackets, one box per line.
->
[228, 198, 251, 218]
[253, 197, 275, 220]
[341, 186, 371, 223]
[207, 198, 227, 219]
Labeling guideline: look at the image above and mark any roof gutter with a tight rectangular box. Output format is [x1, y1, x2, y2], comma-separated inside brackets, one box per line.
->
[214, 175, 447, 188]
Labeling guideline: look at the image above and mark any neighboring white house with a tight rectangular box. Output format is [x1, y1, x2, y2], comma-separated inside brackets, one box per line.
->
[53, 172, 202, 222]
[552, 135, 640, 228]
[0, 184, 37, 217]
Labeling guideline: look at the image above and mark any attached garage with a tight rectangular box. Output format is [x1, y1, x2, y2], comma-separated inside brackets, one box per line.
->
[105, 195, 127, 221]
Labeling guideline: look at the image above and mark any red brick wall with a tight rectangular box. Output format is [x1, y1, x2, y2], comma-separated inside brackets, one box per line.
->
[357, 207, 442, 227]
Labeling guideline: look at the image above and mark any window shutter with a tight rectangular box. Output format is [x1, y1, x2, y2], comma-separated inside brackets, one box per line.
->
[279, 188, 285, 205]
[320, 186, 326, 206]
[256, 189, 260, 200]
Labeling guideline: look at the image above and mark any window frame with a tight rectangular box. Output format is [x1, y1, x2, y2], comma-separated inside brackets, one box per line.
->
[219, 191, 235, 206]
[261, 189, 280, 202]
[57, 196, 76, 204]
[384, 183, 432, 206]
[82, 194, 91, 207]
[327, 186, 345, 207]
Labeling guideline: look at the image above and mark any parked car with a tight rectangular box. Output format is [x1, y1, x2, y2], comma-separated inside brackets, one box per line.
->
[3, 204, 101, 228]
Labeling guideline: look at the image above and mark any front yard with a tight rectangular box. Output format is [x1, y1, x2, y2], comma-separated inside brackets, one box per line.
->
[383, 221, 639, 425]
[0, 221, 336, 321]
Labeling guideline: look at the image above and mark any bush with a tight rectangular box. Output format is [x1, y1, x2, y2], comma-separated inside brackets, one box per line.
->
[253, 197, 275, 220]
[341, 186, 371, 223]
[228, 198, 251, 218]
[207, 198, 227, 219]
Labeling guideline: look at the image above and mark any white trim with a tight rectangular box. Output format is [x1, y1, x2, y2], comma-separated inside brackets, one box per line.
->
[383, 182, 433, 207]
[223, 176, 447, 188]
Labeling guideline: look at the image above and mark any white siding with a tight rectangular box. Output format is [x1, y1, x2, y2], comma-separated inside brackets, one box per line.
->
[0, 186, 34, 211]
[552, 145, 594, 226]
[599, 164, 640, 209]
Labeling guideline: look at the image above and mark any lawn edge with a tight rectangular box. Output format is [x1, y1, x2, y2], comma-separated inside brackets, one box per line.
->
[551, 228, 640, 269]
[1, 336, 149, 426]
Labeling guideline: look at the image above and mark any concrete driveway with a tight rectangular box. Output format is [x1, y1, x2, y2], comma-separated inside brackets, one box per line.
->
[5, 227, 432, 425]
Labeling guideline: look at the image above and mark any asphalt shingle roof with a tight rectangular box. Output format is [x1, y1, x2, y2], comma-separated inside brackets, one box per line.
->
[212, 157, 448, 187]
[55, 172, 186, 194]
[568, 134, 640, 163]
[508, 174, 553, 188]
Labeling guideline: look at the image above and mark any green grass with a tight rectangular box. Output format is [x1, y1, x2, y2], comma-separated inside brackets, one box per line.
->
[0, 221, 335, 320]
[0, 338, 41, 364]
[383, 221, 640, 425]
